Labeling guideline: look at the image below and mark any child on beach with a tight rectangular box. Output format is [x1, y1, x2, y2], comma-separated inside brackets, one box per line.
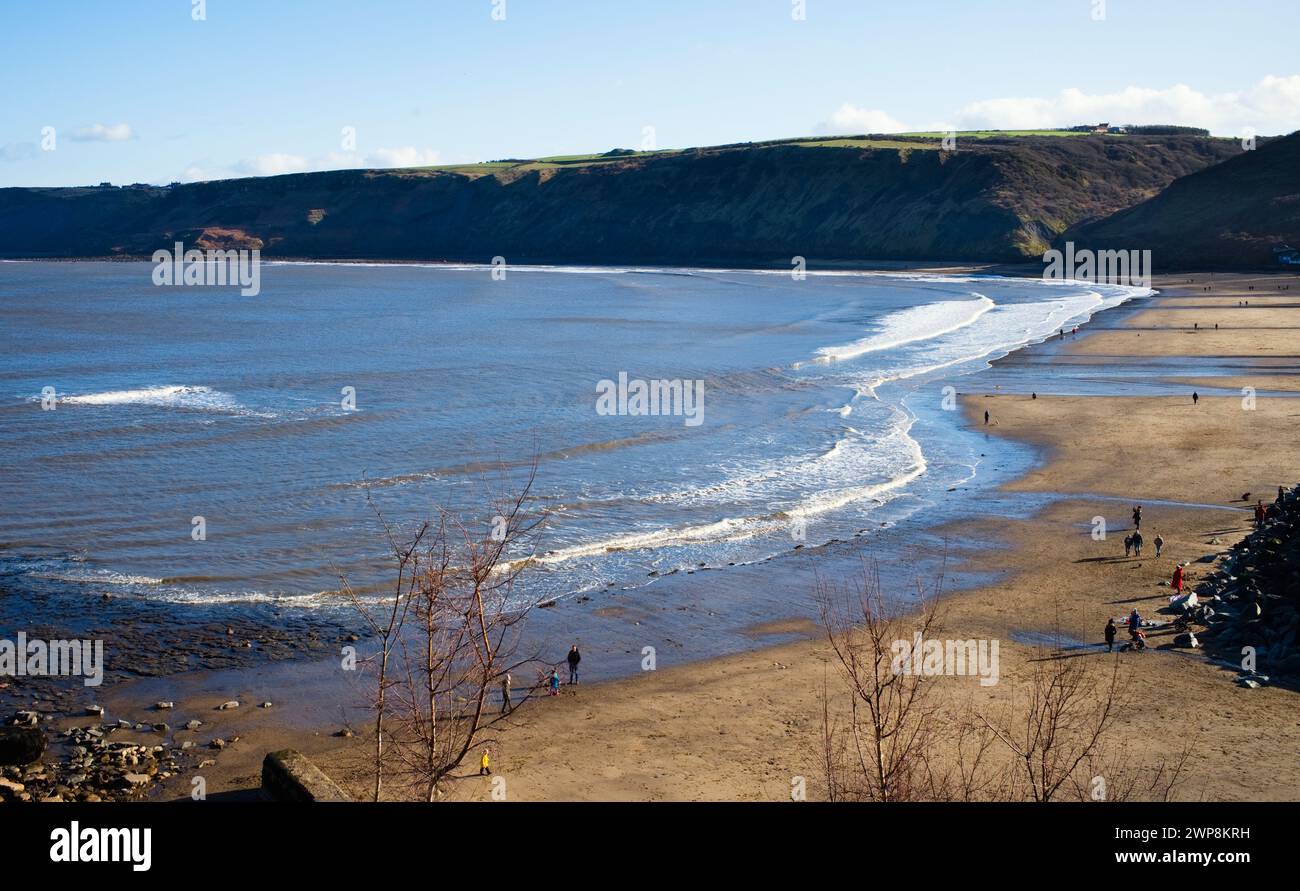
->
[480, 749, 491, 776]
[1104, 618, 1117, 652]
[548, 669, 560, 696]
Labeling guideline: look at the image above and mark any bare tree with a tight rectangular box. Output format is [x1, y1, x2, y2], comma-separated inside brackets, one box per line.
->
[816, 562, 947, 802]
[816, 572, 1195, 803]
[1070, 733, 1198, 803]
[344, 466, 545, 801]
[980, 651, 1129, 802]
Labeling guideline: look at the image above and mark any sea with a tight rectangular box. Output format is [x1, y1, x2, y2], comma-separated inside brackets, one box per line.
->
[0, 261, 1147, 671]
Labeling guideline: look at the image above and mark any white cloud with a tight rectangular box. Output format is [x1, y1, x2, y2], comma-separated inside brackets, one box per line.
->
[69, 123, 134, 142]
[816, 103, 908, 135]
[818, 75, 1300, 138]
[211, 145, 441, 180]
[954, 75, 1300, 135]
[233, 153, 309, 176]
[362, 146, 441, 167]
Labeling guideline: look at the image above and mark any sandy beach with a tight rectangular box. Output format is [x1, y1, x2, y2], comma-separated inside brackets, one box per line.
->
[88, 271, 1296, 803]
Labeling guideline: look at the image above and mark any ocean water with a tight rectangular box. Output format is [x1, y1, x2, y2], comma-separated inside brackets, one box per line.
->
[0, 261, 1144, 624]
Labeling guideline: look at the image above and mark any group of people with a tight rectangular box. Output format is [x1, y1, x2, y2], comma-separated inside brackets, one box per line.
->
[1104, 608, 1149, 651]
[1121, 505, 1164, 558]
[497, 644, 582, 716]
[482, 644, 583, 776]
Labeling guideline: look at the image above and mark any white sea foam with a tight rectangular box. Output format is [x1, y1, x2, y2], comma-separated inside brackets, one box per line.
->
[39, 385, 273, 417]
[512, 280, 1147, 571]
[806, 295, 995, 366]
[30, 567, 165, 586]
[500, 407, 926, 572]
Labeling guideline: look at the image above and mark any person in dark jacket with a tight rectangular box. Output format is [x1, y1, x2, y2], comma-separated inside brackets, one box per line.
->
[1104, 618, 1117, 652]
[566, 644, 582, 685]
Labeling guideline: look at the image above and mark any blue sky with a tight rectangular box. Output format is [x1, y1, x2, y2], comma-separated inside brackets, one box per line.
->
[2, 0, 1297, 186]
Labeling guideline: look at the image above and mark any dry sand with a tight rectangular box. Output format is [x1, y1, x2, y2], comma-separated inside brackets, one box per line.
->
[140, 273, 1300, 802]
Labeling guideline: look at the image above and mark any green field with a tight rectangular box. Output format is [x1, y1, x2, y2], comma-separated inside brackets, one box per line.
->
[394, 129, 1211, 180]
[898, 129, 1093, 138]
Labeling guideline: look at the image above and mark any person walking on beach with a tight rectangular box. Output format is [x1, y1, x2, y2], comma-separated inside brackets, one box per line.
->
[500, 672, 513, 715]
[479, 749, 491, 776]
[1123, 533, 1133, 557]
[1172, 564, 1185, 594]
[1132, 505, 1142, 529]
[1132, 530, 1143, 557]
[1105, 618, 1117, 652]
[984, 410, 989, 425]
[548, 668, 560, 696]
[1154, 533, 1164, 558]
[567, 644, 582, 685]
[1193, 391, 1199, 405]
[1255, 499, 1267, 529]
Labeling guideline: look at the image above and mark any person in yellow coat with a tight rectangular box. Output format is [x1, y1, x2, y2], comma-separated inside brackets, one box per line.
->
[479, 749, 491, 776]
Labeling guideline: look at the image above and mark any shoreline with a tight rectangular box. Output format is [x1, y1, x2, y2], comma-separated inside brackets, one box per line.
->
[307, 269, 1294, 801]
[9, 255, 1300, 276]
[7, 270, 1300, 802]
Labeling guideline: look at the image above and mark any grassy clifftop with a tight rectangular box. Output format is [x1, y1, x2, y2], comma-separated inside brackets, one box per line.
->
[0, 134, 1244, 265]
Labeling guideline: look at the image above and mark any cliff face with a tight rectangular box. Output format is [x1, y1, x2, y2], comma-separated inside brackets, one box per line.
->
[0, 135, 1245, 264]
[1065, 131, 1300, 270]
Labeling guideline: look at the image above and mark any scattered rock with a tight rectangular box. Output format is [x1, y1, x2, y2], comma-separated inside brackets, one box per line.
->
[85, 705, 104, 717]
[154, 701, 175, 710]
[218, 700, 239, 711]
